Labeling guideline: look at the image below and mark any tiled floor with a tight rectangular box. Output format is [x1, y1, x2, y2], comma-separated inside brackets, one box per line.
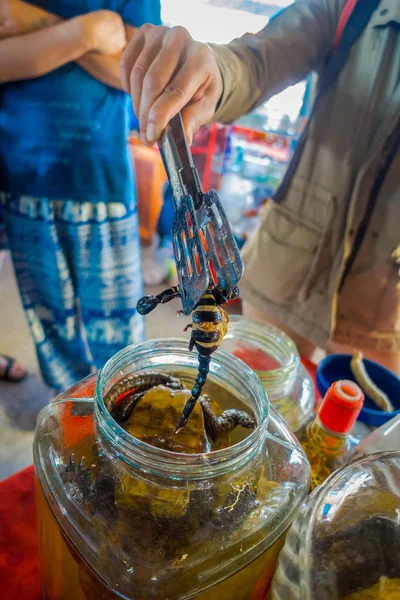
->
[0, 252, 186, 480]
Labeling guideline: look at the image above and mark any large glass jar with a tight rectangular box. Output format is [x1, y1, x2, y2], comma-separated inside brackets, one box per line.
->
[34, 339, 310, 600]
[271, 451, 400, 600]
[221, 316, 315, 432]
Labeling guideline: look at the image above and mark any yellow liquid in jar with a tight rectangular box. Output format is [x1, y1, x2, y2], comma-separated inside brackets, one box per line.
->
[36, 478, 284, 600]
[300, 421, 352, 490]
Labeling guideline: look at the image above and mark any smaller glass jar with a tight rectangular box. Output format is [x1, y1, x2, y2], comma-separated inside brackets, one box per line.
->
[221, 316, 315, 432]
[271, 451, 400, 600]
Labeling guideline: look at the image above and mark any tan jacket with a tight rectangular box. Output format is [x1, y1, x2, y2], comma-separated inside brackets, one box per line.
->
[211, 0, 400, 352]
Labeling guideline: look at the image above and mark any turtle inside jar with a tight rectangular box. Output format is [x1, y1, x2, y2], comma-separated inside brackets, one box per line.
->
[103, 371, 257, 452]
[103, 372, 258, 522]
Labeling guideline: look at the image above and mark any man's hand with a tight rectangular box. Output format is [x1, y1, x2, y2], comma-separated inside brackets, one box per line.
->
[77, 10, 127, 55]
[120, 24, 223, 145]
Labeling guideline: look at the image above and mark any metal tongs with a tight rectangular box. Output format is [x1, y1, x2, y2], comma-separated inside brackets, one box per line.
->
[158, 113, 244, 315]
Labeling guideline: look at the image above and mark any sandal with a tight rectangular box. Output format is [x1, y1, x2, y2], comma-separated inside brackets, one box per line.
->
[0, 354, 28, 382]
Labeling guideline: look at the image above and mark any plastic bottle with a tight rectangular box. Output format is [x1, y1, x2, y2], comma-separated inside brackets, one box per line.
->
[218, 172, 255, 225]
[352, 414, 400, 457]
[298, 380, 364, 490]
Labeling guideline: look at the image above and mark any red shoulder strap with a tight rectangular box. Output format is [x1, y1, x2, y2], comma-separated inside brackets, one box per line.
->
[333, 0, 359, 50]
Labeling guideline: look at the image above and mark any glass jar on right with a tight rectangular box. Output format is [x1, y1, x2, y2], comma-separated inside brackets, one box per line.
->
[271, 451, 400, 600]
[221, 316, 315, 432]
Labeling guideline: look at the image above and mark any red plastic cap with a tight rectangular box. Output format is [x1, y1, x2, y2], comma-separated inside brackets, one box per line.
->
[318, 380, 364, 434]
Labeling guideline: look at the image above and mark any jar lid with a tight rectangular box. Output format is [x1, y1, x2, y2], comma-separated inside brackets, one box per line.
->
[318, 380, 364, 434]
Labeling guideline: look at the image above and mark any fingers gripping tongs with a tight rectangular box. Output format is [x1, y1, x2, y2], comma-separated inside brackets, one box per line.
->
[158, 113, 244, 315]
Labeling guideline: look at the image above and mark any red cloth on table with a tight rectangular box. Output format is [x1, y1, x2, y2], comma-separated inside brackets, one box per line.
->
[0, 465, 41, 600]
[0, 357, 318, 600]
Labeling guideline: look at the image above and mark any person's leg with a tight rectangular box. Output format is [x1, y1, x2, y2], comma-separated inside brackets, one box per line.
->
[0, 245, 28, 381]
[242, 300, 317, 360]
[2, 196, 94, 390]
[326, 340, 400, 376]
[58, 200, 145, 369]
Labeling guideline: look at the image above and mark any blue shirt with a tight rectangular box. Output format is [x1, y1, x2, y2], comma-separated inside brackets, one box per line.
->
[0, 0, 161, 203]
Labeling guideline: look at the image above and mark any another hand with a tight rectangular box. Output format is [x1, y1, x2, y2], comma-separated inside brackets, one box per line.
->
[120, 24, 223, 145]
[78, 10, 127, 55]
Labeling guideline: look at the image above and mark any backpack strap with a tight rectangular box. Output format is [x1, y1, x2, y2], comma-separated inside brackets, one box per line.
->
[274, 0, 381, 203]
[333, 0, 359, 50]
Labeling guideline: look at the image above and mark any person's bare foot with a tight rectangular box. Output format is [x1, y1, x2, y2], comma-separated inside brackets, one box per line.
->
[0, 354, 27, 382]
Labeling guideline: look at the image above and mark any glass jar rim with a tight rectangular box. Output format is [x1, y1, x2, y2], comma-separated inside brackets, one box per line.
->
[95, 338, 269, 480]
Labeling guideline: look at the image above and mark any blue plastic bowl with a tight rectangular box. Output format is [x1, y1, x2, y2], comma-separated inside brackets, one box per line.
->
[316, 354, 400, 427]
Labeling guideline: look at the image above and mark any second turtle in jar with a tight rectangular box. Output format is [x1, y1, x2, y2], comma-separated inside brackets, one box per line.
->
[104, 371, 256, 451]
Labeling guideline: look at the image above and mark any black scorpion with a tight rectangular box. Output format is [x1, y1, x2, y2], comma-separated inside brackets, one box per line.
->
[136, 285, 240, 431]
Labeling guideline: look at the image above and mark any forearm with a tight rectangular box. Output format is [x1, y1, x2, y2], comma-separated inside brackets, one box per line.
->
[211, 0, 346, 123]
[76, 52, 123, 89]
[0, 18, 89, 83]
[3, 0, 61, 38]
[8, 0, 134, 89]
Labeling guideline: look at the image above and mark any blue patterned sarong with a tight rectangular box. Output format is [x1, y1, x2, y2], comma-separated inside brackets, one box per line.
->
[1, 194, 145, 391]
